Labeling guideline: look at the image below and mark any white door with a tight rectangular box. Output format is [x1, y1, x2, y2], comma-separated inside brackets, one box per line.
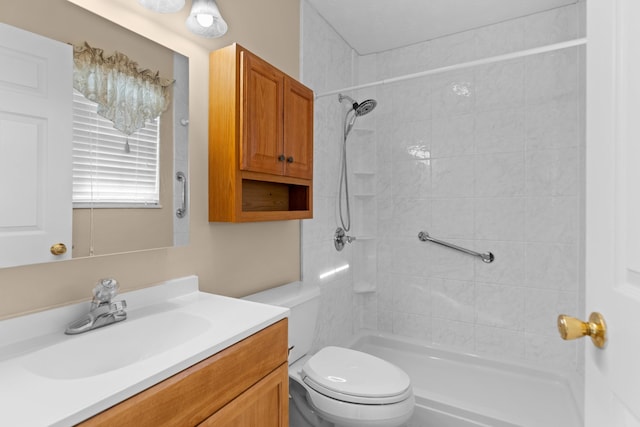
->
[585, 0, 640, 425]
[0, 24, 72, 267]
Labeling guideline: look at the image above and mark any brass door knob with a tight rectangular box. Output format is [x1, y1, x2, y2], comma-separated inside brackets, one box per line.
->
[50, 243, 67, 256]
[557, 312, 607, 349]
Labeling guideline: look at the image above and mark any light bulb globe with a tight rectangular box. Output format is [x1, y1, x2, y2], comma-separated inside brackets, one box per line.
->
[196, 14, 214, 28]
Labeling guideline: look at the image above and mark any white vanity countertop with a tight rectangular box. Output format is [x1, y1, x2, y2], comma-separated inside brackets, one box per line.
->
[0, 276, 288, 427]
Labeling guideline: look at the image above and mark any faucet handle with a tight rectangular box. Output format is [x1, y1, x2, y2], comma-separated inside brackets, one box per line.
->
[334, 227, 357, 251]
[93, 278, 119, 303]
[110, 300, 127, 313]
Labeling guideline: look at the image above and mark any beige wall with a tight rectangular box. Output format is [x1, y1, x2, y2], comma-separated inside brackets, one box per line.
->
[0, 0, 301, 319]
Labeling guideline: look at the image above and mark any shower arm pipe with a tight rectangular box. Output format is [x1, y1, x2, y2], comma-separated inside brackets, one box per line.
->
[418, 231, 494, 264]
[315, 38, 586, 100]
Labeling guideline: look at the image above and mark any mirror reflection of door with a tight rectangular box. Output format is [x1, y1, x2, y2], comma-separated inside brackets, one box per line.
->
[0, 23, 72, 268]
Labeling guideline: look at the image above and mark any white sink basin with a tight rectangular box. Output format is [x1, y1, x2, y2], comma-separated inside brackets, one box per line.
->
[0, 275, 289, 427]
[24, 311, 211, 379]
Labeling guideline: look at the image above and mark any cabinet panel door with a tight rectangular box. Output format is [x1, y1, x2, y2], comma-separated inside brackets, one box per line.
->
[283, 78, 313, 180]
[241, 51, 284, 176]
[199, 364, 289, 427]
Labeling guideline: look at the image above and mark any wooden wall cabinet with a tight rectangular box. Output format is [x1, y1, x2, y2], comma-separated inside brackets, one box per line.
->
[209, 43, 313, 222]
[79, 320, 289, 427]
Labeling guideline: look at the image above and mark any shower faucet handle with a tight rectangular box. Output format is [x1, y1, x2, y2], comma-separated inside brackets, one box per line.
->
[334, 227, 356, 251]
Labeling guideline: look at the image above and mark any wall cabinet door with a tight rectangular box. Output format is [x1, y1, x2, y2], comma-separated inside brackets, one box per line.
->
[240, 49, 313, 180]
[283, 78, 313, 180]
[240, 51, 284, 176]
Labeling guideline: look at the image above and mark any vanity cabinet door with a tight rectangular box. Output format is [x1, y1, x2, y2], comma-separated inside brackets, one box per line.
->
[198, 363, 289, 427]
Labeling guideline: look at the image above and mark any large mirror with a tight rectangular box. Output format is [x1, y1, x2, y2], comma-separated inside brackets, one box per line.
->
[0, 0, 189, 268]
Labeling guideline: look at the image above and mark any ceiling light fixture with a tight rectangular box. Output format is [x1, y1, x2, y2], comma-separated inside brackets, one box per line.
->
[185, 0, 228, 38]
[138, 0, 185, 13]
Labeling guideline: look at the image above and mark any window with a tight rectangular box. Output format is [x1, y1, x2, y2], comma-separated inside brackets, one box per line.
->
[71, 90, 161, 208]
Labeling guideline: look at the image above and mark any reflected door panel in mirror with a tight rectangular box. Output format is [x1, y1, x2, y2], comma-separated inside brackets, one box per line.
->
[0, 24, 73, 268]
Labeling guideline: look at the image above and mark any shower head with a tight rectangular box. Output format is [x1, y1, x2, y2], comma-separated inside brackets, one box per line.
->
[339, 93, 378, 138]
[338, 94, 377, 116]
[354, 99, 377, 116]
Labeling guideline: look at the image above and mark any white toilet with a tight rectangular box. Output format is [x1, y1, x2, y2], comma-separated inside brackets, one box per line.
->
[244, 281, 414, 427]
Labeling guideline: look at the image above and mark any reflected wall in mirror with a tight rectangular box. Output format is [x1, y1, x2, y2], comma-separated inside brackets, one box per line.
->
[0, 0, 189, 269]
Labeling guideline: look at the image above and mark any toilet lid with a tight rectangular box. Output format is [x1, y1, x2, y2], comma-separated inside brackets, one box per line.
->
[302, 346, 412, 404]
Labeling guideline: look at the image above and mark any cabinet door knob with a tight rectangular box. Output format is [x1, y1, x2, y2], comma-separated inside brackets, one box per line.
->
[278, 154, 285, 162]
[287, 156, 294, 163]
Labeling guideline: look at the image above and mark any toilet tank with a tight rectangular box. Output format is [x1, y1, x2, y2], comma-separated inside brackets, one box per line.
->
[243, 281, 320, 364]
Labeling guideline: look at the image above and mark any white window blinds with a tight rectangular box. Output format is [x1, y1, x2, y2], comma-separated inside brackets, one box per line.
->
[72, 90, 160, 207]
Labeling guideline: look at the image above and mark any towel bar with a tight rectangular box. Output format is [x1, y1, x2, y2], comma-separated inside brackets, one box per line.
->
[418, 231, 494, 263]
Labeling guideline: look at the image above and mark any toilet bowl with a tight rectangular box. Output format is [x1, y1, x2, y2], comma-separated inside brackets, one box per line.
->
[243, 282, 414, 427]
[291, 346, 415, 427]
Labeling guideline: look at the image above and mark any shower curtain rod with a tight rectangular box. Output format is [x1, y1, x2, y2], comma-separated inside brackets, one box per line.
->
[314, 37, 587, 100]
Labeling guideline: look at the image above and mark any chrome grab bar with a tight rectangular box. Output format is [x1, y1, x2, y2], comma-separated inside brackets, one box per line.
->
[417, 231, 494, 263]
[176, 171, 187, 218]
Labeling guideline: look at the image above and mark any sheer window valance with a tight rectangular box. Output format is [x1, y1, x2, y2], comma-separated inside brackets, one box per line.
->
[72, 42, 173, 135]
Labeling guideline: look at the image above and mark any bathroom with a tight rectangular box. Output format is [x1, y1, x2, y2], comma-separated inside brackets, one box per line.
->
[0, 0, 637, 425]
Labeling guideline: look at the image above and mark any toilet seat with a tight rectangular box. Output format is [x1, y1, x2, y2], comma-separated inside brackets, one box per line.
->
[302, 346, 412, 405]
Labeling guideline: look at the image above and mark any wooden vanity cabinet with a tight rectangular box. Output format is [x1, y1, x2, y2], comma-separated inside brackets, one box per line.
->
[78, 319, 289, 427]
[209, 43, 313, 222]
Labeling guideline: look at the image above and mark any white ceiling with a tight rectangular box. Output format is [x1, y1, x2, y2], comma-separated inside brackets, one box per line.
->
[306, 0, 578, 55]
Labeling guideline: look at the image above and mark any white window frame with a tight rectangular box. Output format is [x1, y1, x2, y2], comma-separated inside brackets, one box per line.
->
[71, 89, 161, 208]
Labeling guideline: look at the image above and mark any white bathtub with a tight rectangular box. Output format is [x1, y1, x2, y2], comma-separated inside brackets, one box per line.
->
[347, 333, 583, 427]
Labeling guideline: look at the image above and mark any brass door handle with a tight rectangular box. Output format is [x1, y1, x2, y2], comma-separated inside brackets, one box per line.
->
[50, 243, 67, 256]
[557, 312, 607, 349]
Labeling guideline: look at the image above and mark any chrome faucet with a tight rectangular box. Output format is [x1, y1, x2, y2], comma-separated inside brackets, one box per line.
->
[65, 278, 127, 335]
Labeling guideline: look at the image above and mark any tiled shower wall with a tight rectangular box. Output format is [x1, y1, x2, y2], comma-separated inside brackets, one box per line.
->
[301, 1, 585, 375]
[300, 0, 357, 351]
